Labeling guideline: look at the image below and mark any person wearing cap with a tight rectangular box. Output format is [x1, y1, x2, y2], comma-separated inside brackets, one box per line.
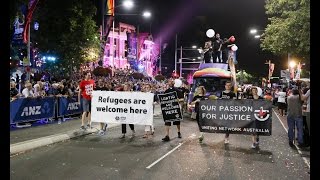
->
[219, 81, 236, 144]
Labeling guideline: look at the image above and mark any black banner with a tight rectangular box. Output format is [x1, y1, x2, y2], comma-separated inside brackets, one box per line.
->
[198, 99, 272, 136]
[158, 92, 182, 122]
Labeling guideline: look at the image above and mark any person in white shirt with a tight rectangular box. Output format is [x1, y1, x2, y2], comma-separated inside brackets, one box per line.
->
[277, 88, 287, 116]
[22, 82, 34, 98]
[33, 84, 42, 97]
[142, 84, 156, 138]
[300, 88, 310, 136]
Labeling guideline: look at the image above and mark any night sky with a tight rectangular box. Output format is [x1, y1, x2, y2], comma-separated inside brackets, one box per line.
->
[99, 0, 283, 77]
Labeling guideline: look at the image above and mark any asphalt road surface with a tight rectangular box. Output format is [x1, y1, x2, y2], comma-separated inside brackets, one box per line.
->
[10, 111, 310, 180]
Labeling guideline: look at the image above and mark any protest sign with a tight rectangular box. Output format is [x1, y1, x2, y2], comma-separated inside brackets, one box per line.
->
[91, 91, 154, 125]
[199, 99, 272, 136]
[158, 92, 182, 122]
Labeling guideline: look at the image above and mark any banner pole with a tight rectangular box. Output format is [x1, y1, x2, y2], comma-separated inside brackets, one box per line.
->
[27, 23, 31, 81]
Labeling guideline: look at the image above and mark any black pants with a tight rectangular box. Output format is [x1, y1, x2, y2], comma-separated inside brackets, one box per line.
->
[203, 50, 212, 63]
[122, 124, 134, 134]
[225, 132, 230, 138]
[212, 51, 222, 62]
[222, 50, 228, 63]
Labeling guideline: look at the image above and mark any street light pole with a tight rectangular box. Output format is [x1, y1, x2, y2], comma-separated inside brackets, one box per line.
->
[112, 0, 115, 70]
[174, 33, 177, 72]
[27, 23, 31, 81]
[159, 36, 162, 74]
[180, 46, 182, 77]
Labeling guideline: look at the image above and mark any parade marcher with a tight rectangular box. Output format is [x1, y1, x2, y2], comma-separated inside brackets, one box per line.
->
[220, 81, 236, 144]
[162, 79, 182, 141]
[95, 79, 109, 136]
[78, 71, 95, 130]
[120, 83, 135, 138]
[174, 79, 185, 116]
[190, 86, 207, 143]
[300, 87, 310, 137]
[277, 88, 287, 116]
[248, 87, 264, 148]
[142, 84, 156, 138]
[287, 88, 304, 147]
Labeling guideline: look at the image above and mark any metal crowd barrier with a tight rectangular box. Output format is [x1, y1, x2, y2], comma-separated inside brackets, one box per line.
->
[10, 96, 83, 124]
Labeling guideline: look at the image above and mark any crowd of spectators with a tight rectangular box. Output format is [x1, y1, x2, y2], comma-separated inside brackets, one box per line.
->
[10, 67, 177, 102]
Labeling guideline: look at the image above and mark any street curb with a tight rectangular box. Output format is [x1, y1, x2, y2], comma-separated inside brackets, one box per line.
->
[10, 124, 120, 156]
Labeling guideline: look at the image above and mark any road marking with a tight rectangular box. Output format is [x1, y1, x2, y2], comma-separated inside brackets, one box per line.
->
[272, 109, 310, 169]
[146, 134, 196, 169]
[146, 143, 183, 169]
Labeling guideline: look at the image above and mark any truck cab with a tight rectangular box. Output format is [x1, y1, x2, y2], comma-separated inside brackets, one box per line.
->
[187, 63, 232, 112]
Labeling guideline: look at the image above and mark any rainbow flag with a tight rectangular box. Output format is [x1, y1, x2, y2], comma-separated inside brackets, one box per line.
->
[193, 68, 231, 78]
[106, 0, 114, 16]
[104, 0, 114, 37]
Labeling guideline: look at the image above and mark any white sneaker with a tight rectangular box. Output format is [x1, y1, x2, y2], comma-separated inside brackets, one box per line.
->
[251, 143, 256, 149]
[199, 134, 204, 143]
[131, 130, 136, 137]
[119, 134, 125, 139]
[98, 130, 105, 136]
[224, 138, 229, 144]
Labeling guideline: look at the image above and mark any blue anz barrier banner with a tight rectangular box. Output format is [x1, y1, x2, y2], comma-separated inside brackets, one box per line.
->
[58, 96, 83, 116]
[10, 97, 55, 123]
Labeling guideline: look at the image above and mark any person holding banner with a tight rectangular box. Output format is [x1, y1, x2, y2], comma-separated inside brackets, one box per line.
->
[78, 71, 95, 130]
[120, 83, 136, 139]
[162, 79, 183, 141]
[95, 79, 109, 136]
[190, 86, 207, 143]
[248, 87, 264, 149]
[220, 81, 236, 144]
[142, 84, 156, 138]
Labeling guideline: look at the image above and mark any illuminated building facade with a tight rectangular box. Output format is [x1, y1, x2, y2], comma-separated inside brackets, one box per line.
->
[103, 22, 159, 77]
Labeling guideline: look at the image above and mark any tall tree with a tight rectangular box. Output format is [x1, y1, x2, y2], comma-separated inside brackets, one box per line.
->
[33, 0, 100, 74]
[236, 70, 256, 84]
[261, 0, 310, 60]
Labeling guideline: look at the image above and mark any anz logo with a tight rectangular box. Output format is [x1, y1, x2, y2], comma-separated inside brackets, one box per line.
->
[67, 102, 79, 110]
[21, 106, 41, 116]
[20, 102, 51, 117]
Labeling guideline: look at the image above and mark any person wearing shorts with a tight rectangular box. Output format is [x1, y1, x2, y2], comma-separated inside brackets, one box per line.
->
[161, 79, 182, 142]
[78, 71, 95, 130]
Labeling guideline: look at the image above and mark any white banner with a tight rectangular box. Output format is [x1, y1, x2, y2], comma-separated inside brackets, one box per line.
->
[280, 70, 290, 79]
[91, 91, 154, 125]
